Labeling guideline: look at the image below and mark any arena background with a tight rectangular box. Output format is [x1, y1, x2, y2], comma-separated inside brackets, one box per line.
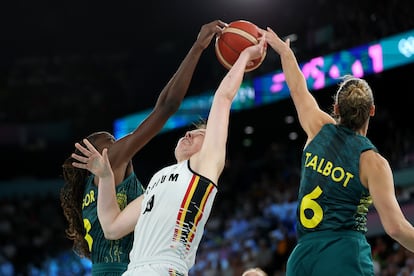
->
[1, 0, 414, 275]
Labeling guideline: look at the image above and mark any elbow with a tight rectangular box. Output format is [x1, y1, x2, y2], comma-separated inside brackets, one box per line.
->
[103, 232, 119, 240]
[157, 100, 181, 117]
[384, 223, 404, 241]
[102, 226, 124, 240]
[98, 208, 127, 240]
[98, 215, 124, 240]
[166, 101, 181, 114]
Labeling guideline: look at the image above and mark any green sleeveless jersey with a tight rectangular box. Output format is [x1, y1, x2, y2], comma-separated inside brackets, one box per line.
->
[82, 172, 144, 275]
[296, 124, 377, 239]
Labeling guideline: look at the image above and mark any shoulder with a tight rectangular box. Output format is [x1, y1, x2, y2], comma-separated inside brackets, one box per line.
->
[360, 150, 390, 169]
[360, 150, 392, 187]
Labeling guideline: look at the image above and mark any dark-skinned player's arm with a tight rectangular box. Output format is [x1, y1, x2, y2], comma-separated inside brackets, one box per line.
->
[109, 20, 228, 169]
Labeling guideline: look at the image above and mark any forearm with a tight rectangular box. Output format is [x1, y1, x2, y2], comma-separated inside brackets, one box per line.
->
[393, 227, 414, 252]
[155, 42, 205, 113]
[97, 174, 122, 237]
[279, 48, 308, 98]
[217, 51, 249, 101]
[386, 217, 414, 252]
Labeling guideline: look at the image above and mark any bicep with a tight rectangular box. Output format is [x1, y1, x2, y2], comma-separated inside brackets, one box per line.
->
[195, 96, 230, 183]
[363, 152, 405, 232]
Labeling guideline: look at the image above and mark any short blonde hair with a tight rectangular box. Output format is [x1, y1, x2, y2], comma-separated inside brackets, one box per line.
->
[242, 267, 268, 276]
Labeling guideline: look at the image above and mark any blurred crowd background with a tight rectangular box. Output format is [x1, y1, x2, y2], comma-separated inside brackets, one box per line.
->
[1, 0, 414, 275]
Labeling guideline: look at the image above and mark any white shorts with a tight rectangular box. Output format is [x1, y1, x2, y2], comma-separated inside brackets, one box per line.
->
[122, 264, 187, 276]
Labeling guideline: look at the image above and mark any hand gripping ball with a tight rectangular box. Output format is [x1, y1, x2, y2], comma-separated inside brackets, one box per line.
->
[215, 20, 266, 72]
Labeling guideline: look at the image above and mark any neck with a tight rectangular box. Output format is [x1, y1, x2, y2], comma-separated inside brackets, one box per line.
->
[356, 120, 369, 136]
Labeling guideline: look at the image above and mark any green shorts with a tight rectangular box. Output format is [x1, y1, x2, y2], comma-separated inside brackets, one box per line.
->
[286, 230, 374, 276]
[92, 262, 128, 276]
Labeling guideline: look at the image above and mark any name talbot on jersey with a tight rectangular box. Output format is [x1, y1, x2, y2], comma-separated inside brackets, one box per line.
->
[304, 152, 354, 187]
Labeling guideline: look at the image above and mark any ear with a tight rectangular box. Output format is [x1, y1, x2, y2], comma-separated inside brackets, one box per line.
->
[370, 105, 375, 117]
[333, 104, 339, 115]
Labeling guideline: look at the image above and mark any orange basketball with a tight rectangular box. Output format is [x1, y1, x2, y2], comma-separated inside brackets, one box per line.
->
[215, 20, 266, 72]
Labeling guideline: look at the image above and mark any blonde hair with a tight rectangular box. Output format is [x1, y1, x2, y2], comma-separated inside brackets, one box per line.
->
[332, 75, 374, 131]
[242, 267, 268, 276]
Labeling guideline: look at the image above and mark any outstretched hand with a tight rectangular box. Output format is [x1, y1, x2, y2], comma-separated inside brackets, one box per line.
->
[262, 27, 291, 55]
[71, 139, 113, 179]
[196, 19, 228, 49]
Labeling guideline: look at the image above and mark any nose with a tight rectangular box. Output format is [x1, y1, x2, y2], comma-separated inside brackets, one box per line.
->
[185, 131, 191, 138]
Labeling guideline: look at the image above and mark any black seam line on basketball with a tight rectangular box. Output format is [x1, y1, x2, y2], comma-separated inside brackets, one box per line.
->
[222, 27, 258, 44]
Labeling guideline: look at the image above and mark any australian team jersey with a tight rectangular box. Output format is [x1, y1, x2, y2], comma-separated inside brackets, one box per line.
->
[82, 172, 144, 275]
[126, 160, 218, 274]
[296, 123, 377, 239]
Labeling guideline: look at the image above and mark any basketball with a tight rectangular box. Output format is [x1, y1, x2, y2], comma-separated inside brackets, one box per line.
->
[215, 20, 266, 72]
